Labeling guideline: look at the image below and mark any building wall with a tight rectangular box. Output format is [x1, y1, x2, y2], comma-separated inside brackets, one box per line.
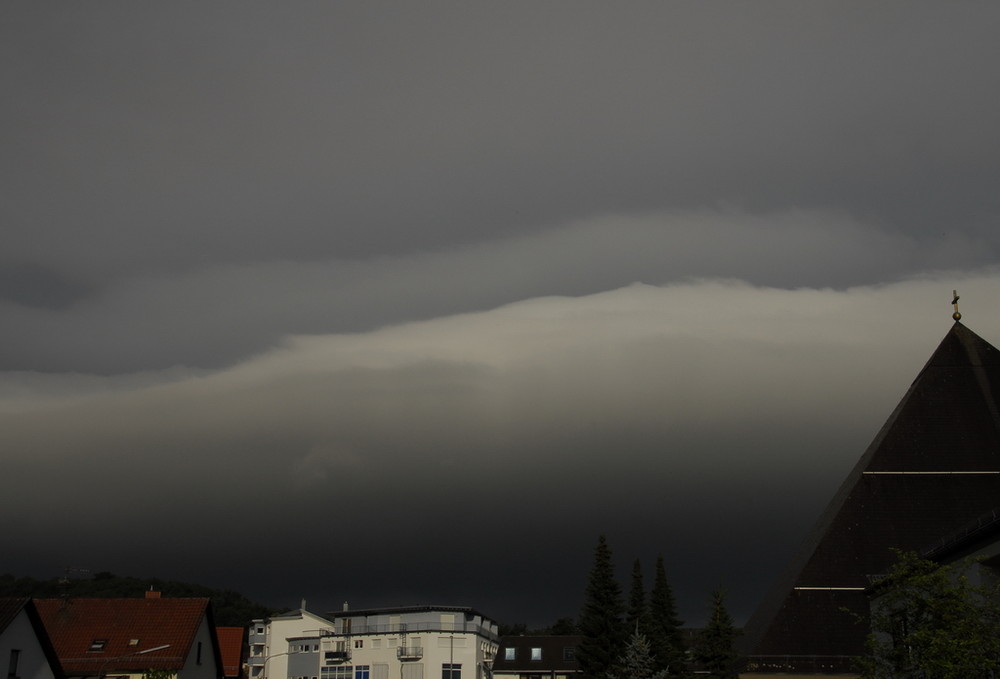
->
[248, 611, 334, 679]
[258, 609, 498, 679]
[179, 616, 223, 679]
[0, 609, 56, 679]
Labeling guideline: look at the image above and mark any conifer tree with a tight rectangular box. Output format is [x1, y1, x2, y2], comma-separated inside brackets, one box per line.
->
[692, 589, 740, 679]
[627, 559, 648, 636]
[577, 535, 626, 678]
[648, 555, 686, 676]
[607, 632, 668, 679]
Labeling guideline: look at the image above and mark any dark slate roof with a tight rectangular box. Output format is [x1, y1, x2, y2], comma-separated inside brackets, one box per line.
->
[741, 321, 1000, 673]
[492, 635, 582, 674]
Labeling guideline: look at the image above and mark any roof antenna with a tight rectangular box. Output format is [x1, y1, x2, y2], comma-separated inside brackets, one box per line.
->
[952, 290, 962, 322]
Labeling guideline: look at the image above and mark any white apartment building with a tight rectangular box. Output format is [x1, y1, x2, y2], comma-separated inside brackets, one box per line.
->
[251, 605, 499, 679]
[248, 607, 335, 679]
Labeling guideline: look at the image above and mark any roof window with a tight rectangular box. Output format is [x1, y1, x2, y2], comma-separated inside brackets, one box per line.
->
[89, 640, 107, 652]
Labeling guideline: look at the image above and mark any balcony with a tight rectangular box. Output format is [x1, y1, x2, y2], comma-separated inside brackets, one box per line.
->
[324, 650, 351, 663]
[396, 647, 423, 660]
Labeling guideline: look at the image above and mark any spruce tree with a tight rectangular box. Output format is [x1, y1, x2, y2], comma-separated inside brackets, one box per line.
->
[627, 559, 648, 636]
[692, 589, 740, 679]
[577, 535, 626, 678]
[608, 632, 669, 679]
[648, 555, 686, 676]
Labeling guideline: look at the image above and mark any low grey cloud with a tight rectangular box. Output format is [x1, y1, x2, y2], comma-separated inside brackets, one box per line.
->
[4, 274, 1000, 625]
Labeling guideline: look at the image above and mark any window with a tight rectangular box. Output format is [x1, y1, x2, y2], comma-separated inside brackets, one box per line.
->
[504, 648, 515, 661]
[355, 666, 370, 679]
[89, 640, 107, 652]
[8, 649, 20, 679]
[354, 640, 364, 649]
[321, 667, 352, 679]
[442, 664, 461, 679]
[562, 647, 576, 661]
[197, 641, 203, 665]
[530, 648, 541, 661]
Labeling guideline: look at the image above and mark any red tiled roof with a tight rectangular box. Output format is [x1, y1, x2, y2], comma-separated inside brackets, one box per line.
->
[215, 627, 244, 679]
[34, 598, 210, 674]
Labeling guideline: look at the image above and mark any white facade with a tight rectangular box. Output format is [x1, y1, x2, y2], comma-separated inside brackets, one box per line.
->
[248, 609, 334, 679]
[0, 604, 56, 679]
[253, 607, 499, 679]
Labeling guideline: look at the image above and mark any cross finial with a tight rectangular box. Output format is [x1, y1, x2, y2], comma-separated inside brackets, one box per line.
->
[952, 290, 961, 321]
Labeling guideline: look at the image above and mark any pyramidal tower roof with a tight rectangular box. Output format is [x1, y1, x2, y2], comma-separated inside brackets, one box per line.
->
[741, 319, 1000, 674]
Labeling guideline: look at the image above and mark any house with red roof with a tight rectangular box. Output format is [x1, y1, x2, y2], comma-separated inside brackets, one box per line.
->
[34, 593, 223, 679]
[0, 598, 60, 679]
[213, 628, 244, 679]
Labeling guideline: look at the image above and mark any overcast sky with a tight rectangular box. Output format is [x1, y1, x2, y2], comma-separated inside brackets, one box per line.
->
[3, 2, 1000, 629]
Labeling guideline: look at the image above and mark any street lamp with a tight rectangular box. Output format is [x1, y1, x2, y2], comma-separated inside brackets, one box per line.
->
[97, 644, 172, 679]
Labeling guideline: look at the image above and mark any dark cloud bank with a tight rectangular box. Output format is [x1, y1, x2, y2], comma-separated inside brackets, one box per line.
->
[2, 3, 1000, 628]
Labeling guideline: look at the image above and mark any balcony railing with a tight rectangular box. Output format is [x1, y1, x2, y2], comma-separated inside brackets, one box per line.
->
[397, 647, 423, 660]
[324, 650, 351, 663]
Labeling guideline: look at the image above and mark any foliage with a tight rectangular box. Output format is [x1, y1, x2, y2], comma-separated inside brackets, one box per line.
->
[648, 555, 686, 676]
[607, 631, 669, 679]
[856, 550, 1000, 679]
[577, 535, 626, 678]
[142, 670, 176, 679]
[692, 589, 740, 679]
[0, 572, 277, 626]
[627, 559, 649, 637]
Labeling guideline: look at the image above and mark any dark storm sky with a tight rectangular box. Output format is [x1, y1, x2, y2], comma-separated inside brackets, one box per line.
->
[3, 2, 1000, 628]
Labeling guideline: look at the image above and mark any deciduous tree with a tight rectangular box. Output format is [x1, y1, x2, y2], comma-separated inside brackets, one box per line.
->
[857, 551, 1000, 679]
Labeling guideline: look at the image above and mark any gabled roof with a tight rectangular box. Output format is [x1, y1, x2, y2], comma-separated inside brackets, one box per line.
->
[0, 597, 64, 678]
[742, 321, 1000, 672]
[0, 597, 31, 634]
[34, 598, 211, 675]
[215, 627, 245, 679]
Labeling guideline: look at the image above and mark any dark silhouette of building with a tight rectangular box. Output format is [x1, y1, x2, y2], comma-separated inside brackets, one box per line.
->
[741, 319, 1000, 675]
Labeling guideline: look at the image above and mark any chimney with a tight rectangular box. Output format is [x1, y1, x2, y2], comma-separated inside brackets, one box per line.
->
[343, 602, 349, 612]
[145, 589, 162, 599]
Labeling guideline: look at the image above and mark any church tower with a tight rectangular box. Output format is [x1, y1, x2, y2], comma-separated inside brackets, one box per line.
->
[742, 310, 1000, 674]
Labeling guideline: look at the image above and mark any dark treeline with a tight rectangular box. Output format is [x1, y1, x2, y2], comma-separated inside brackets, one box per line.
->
[576, 536, 740, 679]
[0, 572, 277, 627]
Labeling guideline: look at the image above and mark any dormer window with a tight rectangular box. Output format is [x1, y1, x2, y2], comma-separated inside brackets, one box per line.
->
[89, 640, 107, 652]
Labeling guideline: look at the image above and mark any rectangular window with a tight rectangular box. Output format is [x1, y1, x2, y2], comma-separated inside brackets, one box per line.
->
[530, 648, 541, 661]
[354, 640, 364, 649]
[442, 664, 461, 679]
[8, 649, 20, 679]
[355, 666, 370, 679]
[372, 664, 389, 679]
[197, 641, 203, 664]
[504, 648, 515, 661]
[89, 640, 107, 652]
[562, 647, 576, 661]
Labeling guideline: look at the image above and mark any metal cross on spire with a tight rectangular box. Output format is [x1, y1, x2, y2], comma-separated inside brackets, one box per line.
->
[952, 290, 962, 321]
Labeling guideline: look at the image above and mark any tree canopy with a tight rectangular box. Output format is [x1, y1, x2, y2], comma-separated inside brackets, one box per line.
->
[857, 551, 1000, 679]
